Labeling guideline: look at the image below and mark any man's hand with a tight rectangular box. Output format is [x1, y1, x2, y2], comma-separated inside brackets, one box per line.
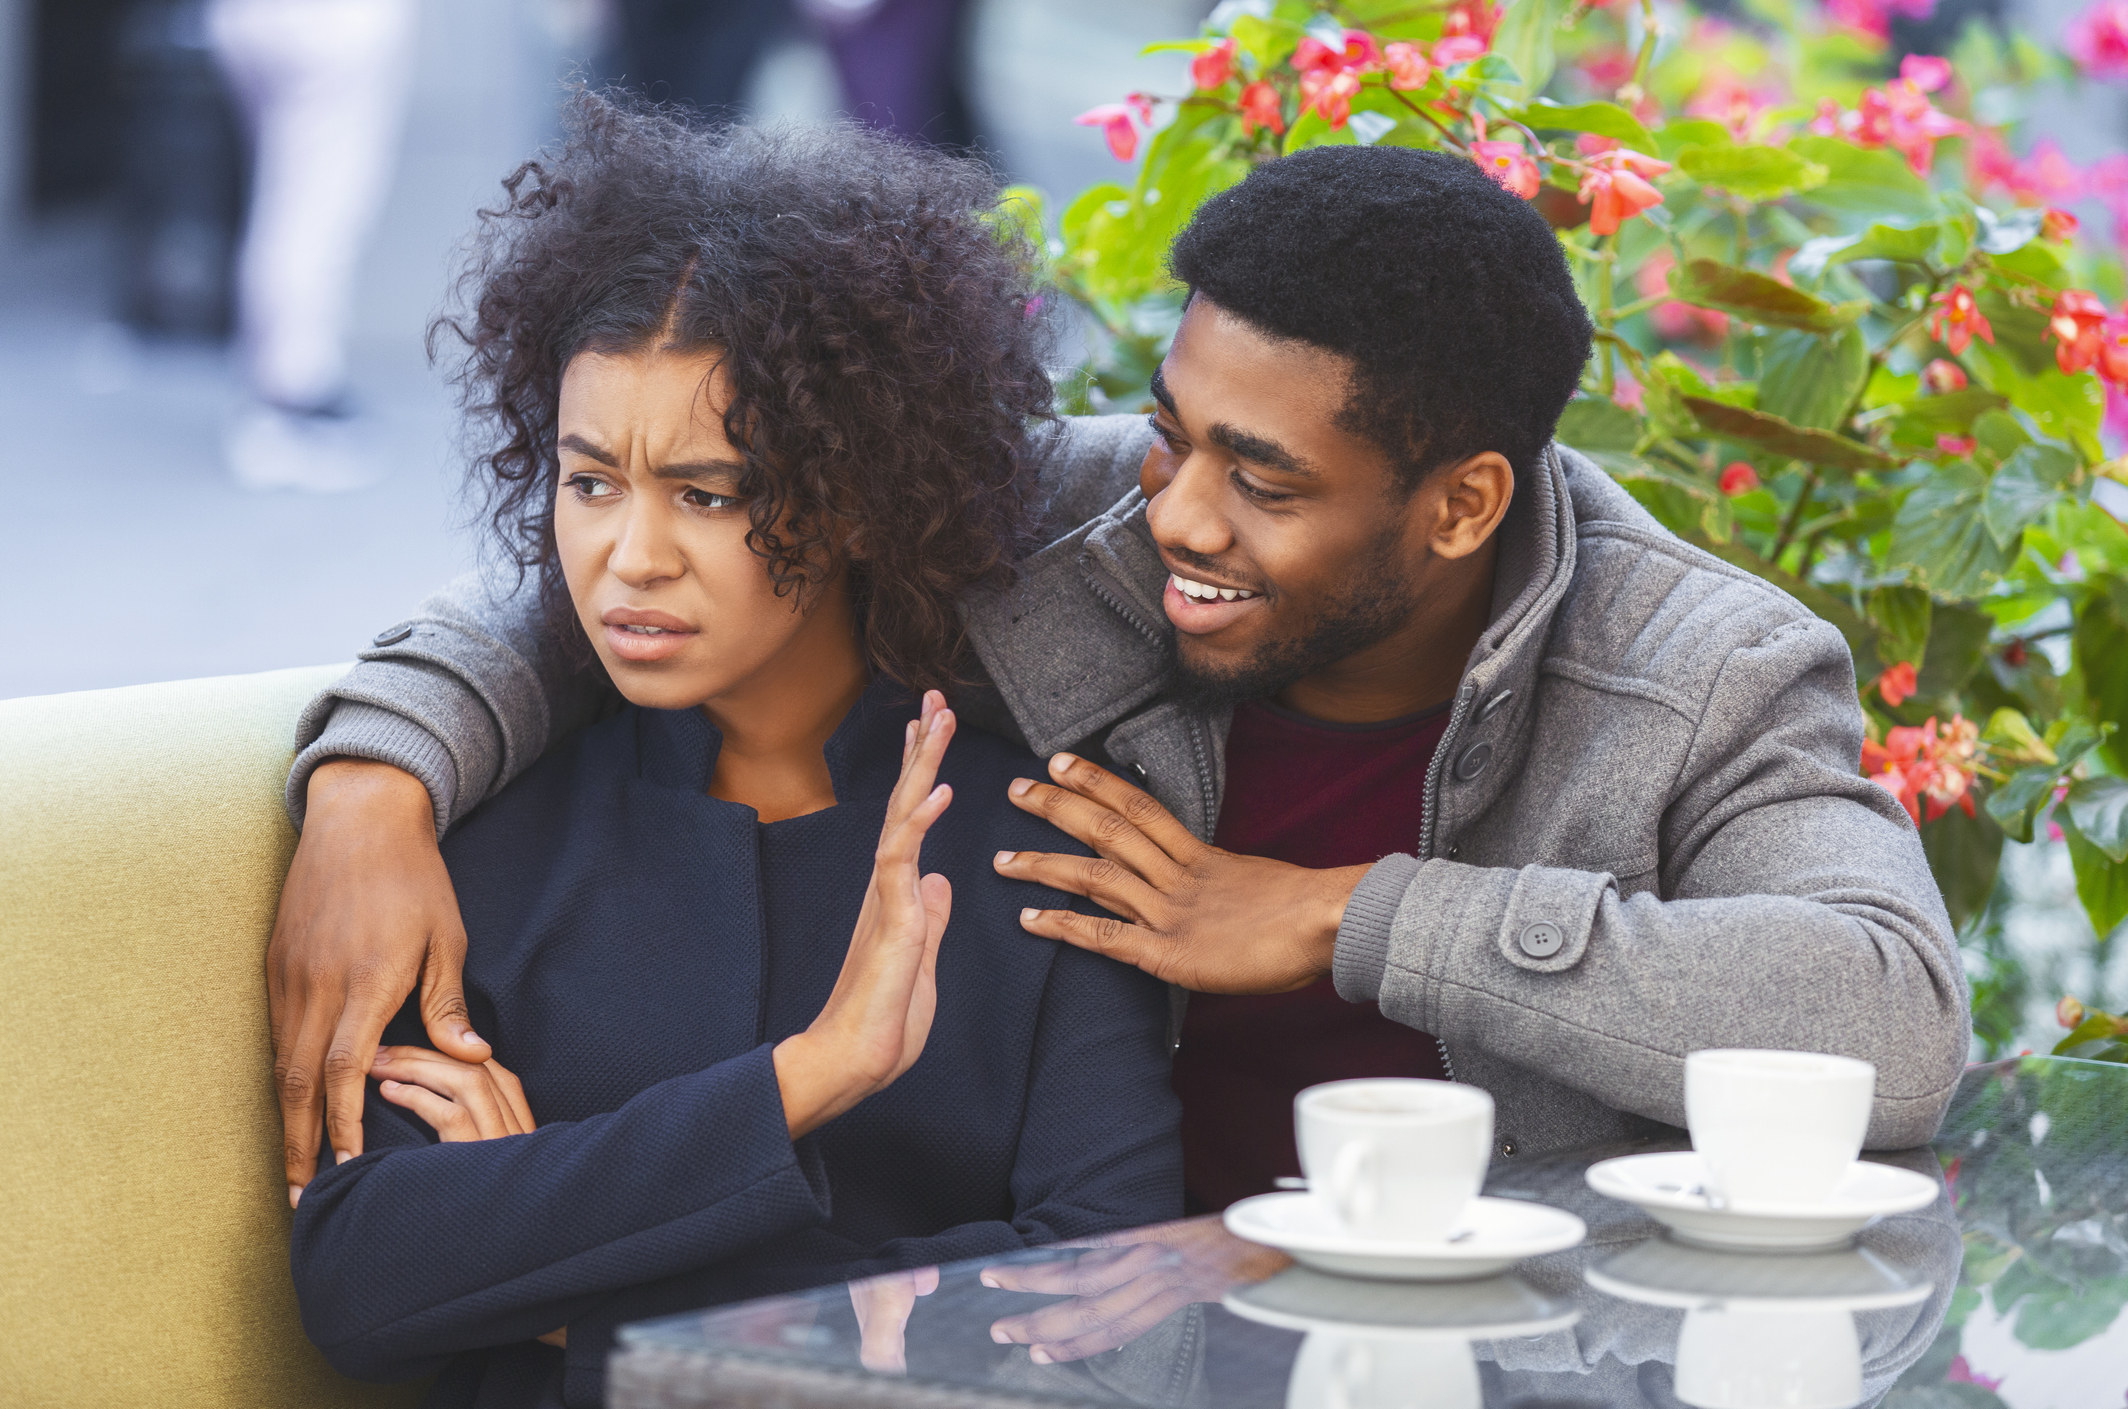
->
[847, 1266, 940, 1373]
[993, 753, 1368, 993]
[271, 759, 490, 1206]
[980, 1220, 1287, 1364]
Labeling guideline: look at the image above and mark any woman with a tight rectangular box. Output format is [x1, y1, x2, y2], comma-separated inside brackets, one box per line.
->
[288, 95, 1181, 1407]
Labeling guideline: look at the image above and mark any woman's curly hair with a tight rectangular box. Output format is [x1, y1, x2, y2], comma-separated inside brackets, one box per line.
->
[434, 91, 1055, 694]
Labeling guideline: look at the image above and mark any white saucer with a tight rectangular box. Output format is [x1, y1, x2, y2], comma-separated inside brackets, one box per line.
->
[1586, 1237, 1935, 1312]
[1223, 1192, 1586, 1281]
[1225, 1267, 1580, 1341]
[1584, 1151, 1940, 1252]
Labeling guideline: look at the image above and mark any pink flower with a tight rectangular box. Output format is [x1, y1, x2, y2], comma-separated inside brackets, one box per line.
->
[1383, 42, 1432, 90]
[1862, 715, 1979, 822]
[1901, 54, 1954, 92]
[1719, 462, 1760, 496]
[1817, 76, 1968, 174]
[1612, 370, 1645, 412]
[1876, 661, 1919, 706]
[2050, 290, 2108, 374]
[1472, 138, 1542, 198]
[2069, 0, 2128, 78]
[1637, 249, 1728, 342]
[1238, 80, 1285, 136]
[1824, 0, 1937, 41]
[1579, 46, 1634, 88]
[1929, 285, 1994, 355]
[2045, 207, 2081, 242]
[1433, 34, 1489, 65]
[1923, 358, 1968, 393]
[1075, 103, 1141, 161]
[1303, 68, 1363, 127]
[1190, 39, 1236, 91]
[2099, 315, 2128, 383]
[1686, 72, 1772, 140]
[1938, 433, 1978, 456]
[1291, 37, 1345, 74]
[1578, 150, 1670, 235]
[1947, 1355, 2004, 1392]
[1577, 133, 1621, 156]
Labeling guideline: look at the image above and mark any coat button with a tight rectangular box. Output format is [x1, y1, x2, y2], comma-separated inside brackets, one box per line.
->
[1453, 742, 1491, 781]
[1498, 1139, 1518, 1158]
[1518, 922, 1564, 958]
[372, 623, 414, 647]
[1128, 762, 1149, 782]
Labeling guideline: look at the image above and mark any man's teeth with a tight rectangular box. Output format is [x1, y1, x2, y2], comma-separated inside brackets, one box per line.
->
[1171, 574, 1257, 603]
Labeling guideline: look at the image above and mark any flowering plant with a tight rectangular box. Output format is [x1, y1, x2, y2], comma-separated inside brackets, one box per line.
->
[1012, 0, 2128, 1045]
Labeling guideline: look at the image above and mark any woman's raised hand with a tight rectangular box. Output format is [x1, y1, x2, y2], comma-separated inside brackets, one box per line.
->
[772, 691, 957, 1139]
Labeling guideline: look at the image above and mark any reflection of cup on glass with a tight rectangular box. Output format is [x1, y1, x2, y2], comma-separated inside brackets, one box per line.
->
[1684, 1050, 1874, 1206]
[1285, 1331, 1479, 1409]
[1295, 1079, 1494, 1241]
[1672, 1304, 1862, 1409]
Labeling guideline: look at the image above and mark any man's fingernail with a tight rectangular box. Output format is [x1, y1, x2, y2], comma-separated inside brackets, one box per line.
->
[1049, 753, 1077, 776]
[1010, 778, 1032, 797]
[1021, 908, 1038, 924]
[980, 1272, 999, 1288]
[990, 1325, 1009, 1342]
[289, 1184, 303, 1209]
[994, 851, 1013, 868]
[1029, 1346, 1054, 1365]
[464, 1029, 487, 1047]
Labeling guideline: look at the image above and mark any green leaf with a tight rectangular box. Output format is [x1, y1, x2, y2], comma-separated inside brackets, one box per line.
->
[2067, 776, 2128, 862]
[1884, 387, 2011, 448]
[1916, 602, 1996, 700]
[1789, 222, 1941, 280]
[1921, 802, 2003, 932]
[1517, 99, 1656, 153]
[1488, 0, 1569, 100]
[2011, 1281, 2128, 1350]
[1973, 409, 2031, 463]
[1868, 585, 1932, 669]
[1676, 144, 1829, 201]
[1982, 455, 2063, 550]
[2075, 589, 2128, 776]
[1282, 102, 1356, 154]
[1888, 461, 2019, 598]
[2064, 815, 2128, 941]
[1787, 136, 1939, 222]
[1668, 258, 1869, 333]
[1679, 396, 1896, 471]
[1987, 762, 2060, 843]
[1654, 118, 1732, 160]
[1555, 395, 1643, 452]
[1229, 13, 1303, 69]
[1758, 326, 1868, 431]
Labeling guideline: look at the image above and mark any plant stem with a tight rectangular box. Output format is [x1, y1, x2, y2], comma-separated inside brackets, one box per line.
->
[1597, 234, 1617, 397]
[1630, 0, 1661, 90]
[1387, 88, 1470, 151]
[1772, 469, 1820, 562]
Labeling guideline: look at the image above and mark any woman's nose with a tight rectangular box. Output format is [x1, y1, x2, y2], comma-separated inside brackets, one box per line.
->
[607, 502, 685, 587]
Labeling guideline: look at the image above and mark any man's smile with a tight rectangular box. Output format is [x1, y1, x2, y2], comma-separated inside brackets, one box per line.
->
[1163, 571, 1264, 635]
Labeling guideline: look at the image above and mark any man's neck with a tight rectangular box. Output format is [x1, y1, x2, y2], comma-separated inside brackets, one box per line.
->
[1273, 537, 1498, 725]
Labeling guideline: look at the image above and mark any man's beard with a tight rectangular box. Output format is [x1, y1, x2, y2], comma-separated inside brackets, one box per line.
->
[1166, 530, 1425, 714]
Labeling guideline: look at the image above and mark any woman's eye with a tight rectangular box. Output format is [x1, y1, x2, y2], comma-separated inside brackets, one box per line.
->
[682, 487, 737, 511]
[566, 474, 614, 499]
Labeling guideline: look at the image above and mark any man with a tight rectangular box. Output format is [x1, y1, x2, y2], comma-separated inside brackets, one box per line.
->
[269, 146, 1968, 1212]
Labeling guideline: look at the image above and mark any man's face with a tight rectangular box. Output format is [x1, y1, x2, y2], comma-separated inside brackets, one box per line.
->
[1141, 298, 1463, 709]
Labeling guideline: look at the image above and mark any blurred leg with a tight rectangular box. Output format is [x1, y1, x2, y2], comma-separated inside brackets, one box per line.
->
[609, 0, 788, 118]
[207, 0, 415, 411]
[809, 0, 974, 147]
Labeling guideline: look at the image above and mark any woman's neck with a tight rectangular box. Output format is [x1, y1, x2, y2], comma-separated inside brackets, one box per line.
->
[700, 586, 871, 823]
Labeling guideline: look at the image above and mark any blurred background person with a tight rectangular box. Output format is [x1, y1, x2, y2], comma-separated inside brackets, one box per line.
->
[207, 0, 416, 492]
[600, 0, 785, 119]
[801, 0, 976, 147]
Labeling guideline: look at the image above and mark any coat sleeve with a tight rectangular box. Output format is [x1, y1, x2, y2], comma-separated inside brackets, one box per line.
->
[283, 567, 620, 834]
[1336, 615, 1969, 1149]
[289, 1044, 832, 1383]
[551, 939, 1183, 1401]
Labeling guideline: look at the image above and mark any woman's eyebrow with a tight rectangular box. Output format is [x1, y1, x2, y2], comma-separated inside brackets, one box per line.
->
[651, 458, 746, 482]
[557, 433, 617, 466]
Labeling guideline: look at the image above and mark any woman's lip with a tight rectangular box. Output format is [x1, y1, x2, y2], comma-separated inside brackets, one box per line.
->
[602, 607, 693, 631]
[602, 620, 697, 662]
[1162, 575, 1263, 635]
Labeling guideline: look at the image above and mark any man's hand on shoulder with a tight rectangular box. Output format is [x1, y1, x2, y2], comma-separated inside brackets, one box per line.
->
[993, 754, 1367, 994]
[272, 760, 489, 1206]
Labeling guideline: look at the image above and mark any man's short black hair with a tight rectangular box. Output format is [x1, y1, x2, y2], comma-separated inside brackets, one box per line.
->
[1168, 145, 1593, 490]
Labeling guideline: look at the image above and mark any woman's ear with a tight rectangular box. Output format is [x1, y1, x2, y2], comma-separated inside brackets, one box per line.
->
[1429, 452, 1515, 561]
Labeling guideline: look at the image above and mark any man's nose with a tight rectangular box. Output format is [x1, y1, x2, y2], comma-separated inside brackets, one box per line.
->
[1145, 456, 1235, 562]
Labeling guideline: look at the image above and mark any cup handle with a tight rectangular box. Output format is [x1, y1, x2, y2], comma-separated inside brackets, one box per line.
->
[1328, 1141, 1375, 1227]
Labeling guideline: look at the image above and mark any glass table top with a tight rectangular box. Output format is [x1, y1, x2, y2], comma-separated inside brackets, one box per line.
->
[609, 1057, 2128, 1408]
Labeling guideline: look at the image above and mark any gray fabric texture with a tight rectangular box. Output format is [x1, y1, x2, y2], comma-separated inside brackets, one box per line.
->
[294, 415, 1969, 1158]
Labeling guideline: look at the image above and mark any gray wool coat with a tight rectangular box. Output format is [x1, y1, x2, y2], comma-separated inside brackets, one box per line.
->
[290, 415, 1970, 1162]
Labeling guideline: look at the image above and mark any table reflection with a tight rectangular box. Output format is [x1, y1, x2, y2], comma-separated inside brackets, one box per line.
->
[608, 1058, 2128, 1408]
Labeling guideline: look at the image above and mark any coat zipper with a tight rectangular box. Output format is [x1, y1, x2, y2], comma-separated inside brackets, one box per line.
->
[1418, 681, 1478, 1086]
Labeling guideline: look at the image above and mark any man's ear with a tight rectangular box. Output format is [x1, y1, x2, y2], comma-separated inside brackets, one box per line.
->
[1429, 452, 1514, 561]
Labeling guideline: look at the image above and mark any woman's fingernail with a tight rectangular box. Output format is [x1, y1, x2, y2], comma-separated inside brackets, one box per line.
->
[1010, 778, 1032, 797]
[1021, 908, 1038, 924]
[462, 1028, 487, 1048]
[990, 1324, 1009, 1342]
[994, 851, 1013, 868]
[980, 1272, 999, 1288]
[1029, 1346, 1054, 1365]
[288, 1184, 303, 1209]
[334, 1150, 354, 1167]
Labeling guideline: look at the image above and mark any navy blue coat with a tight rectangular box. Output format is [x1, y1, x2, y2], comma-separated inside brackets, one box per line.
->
[288, 681, 1182, 1407]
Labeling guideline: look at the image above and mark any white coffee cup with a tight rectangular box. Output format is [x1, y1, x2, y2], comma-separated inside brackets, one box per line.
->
[1673, 1303, 1863, 1409]
[1285, 1330, 1480, 1409]
[1295, 1078, 1494, 1242]
[1684, 1050, 1875, 1207]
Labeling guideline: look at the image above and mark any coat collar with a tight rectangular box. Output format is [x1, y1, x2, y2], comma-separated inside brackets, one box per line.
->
[634, 675, 918, 804]
[962, 442, 1582, 763]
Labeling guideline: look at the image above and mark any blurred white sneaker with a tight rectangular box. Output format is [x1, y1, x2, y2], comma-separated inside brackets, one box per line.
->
[226, 403, 386, 493]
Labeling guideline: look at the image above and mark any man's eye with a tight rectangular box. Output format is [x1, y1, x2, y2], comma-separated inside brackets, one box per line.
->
[1231, 471, 1294, 504]
[683, 487, 738, 511]
[566, 474, 614, 499]
[1145, 414, 1185, 453]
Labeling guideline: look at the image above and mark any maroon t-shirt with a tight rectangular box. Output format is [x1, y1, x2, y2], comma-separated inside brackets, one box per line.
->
[1171, 697, 1451, 1212]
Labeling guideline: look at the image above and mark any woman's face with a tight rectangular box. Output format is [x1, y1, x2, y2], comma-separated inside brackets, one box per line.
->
[553, 346, 846, 711]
